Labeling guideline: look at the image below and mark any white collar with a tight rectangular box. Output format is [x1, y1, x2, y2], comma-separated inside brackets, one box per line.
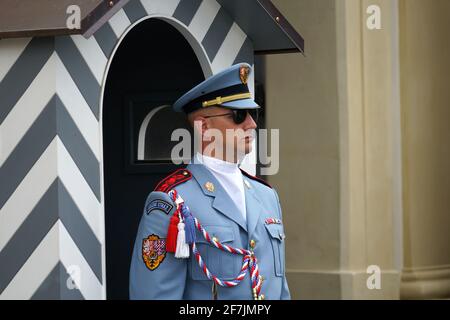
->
[193, 153, 247, 221]
[194, 152, 240, 173]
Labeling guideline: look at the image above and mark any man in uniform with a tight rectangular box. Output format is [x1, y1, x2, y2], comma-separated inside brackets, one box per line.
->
[129, 63, 290, 300]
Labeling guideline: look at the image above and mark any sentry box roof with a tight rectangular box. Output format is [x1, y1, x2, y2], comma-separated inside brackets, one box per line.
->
[0, 0, 304, 54]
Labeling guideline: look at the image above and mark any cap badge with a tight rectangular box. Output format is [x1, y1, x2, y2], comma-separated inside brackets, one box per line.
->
[239, 65, 250, 84]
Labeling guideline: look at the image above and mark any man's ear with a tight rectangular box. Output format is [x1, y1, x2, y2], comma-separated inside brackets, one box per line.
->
[196, 116, 211, 130]
[192, 117, 207, 136]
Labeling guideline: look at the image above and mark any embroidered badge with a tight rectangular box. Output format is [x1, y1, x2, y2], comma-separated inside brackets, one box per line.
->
[239, 65, 250, 84]
[265, 218, 282, 225]
[146, 199, 173, 215]
[142, 234, 166, 270]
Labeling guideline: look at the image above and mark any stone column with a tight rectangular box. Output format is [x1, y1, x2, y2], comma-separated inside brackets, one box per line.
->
[399, 0, 450, 299]
[266, 0, 403, 299]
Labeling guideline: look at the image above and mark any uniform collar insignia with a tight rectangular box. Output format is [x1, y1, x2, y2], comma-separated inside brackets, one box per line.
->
[187, 163, 248, 231]
[204, 181, 215, 192]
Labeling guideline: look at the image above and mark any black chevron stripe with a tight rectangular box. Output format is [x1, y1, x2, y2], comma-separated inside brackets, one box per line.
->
[0, 96, 57, 209]
[0, 94, 101, 210]
[0, 178, 103, 295]
[94, 21, 118, 58]
[31, 261, 85, 300]
[58, 180, 103, 282]
[202, 6, 233, 62]
[55, 36, 101, 120]
[0, 37, 54, 125]
[233, 36, 254, 65]
[0, 180, 59, 294]
[123, 0, 147, 23]
[173, 0, 203, 26]
[55, 95, 101, 200]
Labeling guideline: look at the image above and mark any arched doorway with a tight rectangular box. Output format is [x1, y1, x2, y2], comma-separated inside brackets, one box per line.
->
[102, 18, 205, 299]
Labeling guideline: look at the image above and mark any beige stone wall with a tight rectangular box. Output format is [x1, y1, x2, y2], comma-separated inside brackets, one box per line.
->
[399, 0, 450, 299]
[265, 0, 341, 299]
[335, 0, 403, 299]
[264, 0, 450, 299]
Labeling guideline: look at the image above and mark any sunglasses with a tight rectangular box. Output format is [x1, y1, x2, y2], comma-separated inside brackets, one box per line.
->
[203, 109, 259, 125]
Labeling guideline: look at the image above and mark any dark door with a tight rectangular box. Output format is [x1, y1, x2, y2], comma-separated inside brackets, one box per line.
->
[102, 18, 205, 299]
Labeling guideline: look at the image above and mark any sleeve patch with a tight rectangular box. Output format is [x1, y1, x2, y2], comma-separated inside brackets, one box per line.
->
[146, 199, 173, 215]
[142, 234, 166, 271]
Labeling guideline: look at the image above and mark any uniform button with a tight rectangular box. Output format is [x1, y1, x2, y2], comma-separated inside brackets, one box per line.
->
[250, 239, 256, 249]
[182, 171, 189, 176]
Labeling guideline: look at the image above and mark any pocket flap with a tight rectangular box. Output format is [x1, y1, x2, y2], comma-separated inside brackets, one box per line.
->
[265, 223, 285, 241]
[195, 225, 234, 244]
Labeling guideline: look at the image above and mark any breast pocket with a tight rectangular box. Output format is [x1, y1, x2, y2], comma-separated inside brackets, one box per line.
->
[190, 225, 240, 281]
[264, 223, 286, 277]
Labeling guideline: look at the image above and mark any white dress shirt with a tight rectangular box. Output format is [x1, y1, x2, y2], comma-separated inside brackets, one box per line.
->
[194, 153, 247, 221]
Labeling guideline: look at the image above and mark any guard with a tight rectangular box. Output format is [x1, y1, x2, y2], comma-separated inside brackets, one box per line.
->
[129, 63, 290, 300]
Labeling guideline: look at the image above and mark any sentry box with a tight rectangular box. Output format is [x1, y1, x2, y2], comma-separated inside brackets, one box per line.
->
[0, 0, 304, 299]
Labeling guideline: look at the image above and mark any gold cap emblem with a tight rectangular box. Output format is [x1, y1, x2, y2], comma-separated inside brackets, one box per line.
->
[239, 65, 250, 84]
[204, 181, 215, 192]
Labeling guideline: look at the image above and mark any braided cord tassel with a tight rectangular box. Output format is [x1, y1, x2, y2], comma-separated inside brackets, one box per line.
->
[168, 189, 264, 300]
[175, 218, 190, 258]
[193, 217, 263, 300]
[165, 209, 180, 253]
[181, 203, 196, 244]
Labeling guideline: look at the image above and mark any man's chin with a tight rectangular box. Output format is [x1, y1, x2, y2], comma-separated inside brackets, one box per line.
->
[239, 145, 253, 157]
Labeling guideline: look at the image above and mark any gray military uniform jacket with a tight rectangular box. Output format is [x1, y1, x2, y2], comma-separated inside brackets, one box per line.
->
[129, 162, 290, 300]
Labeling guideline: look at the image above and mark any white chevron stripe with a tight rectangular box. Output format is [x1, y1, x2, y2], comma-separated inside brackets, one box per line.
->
[0, 222, 59, 300]
[57, 138, 103, 242]
[211, 23, 247, 74]
[188, 0, 221, 42]
[71, 35, 107, 85]
[0, 53, 55, 167]
[0, 38, 32, 83]
[0, 137, 102, 252]
[0, 138, 58, 252]
[59, 222, 103, 299]
[108, 8, 131, 38]
[140, 0, 180, 16]
[55, 54, 100, 161]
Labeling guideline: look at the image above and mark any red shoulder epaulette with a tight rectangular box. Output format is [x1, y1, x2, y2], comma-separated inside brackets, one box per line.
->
[154, 168, 192, 193]
[240, 169, 272, 189]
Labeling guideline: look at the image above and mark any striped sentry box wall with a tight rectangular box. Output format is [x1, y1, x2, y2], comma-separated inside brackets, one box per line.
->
[0, 0, 254, 300]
